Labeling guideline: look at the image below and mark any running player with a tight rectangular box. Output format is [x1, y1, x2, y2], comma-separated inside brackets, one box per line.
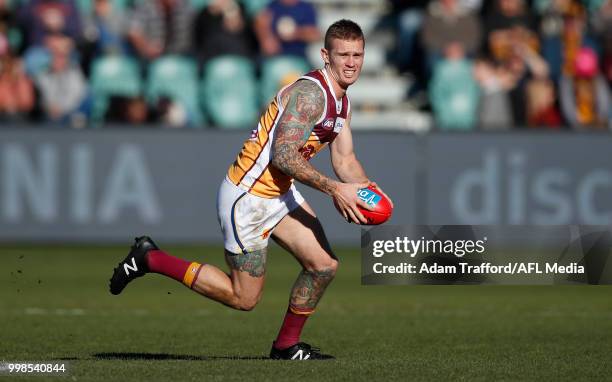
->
[109, 19, 392, 360]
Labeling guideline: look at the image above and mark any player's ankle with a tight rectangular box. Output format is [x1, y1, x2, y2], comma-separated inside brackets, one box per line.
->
[272, 340, 298, 351]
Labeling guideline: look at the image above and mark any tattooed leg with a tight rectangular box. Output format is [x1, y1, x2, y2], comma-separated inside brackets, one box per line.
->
[271, 202, 339, 312]
[225, 248, 267, 278]
[269, 202, 339, 348]
[190, 248, 267, 311]
[273, 263, 337, 349]
[290, 267, 336, 312]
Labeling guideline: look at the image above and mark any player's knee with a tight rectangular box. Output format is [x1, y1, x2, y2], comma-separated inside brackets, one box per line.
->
[236, 300, 258, 311]
[328, 258, 339, 276]
[309, 257, 339, 277]
[233, 294, 261, 311]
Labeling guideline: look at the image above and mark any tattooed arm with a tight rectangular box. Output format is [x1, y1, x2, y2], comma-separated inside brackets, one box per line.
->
[270, 80, 369, 224]
[271, 80, 335, 194]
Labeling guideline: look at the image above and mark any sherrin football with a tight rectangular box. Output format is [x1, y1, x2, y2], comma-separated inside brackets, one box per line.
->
[356, 186, 393, 225]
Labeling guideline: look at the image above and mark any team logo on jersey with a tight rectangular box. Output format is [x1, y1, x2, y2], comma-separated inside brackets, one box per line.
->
[334, 118, 345, 133]
[249, 126, 259, 140]
[322, 118, 335, 130]
[299, 144, 316, 160]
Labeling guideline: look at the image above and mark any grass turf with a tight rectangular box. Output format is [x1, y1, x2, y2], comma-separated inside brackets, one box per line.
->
[1, 244, 611, 381]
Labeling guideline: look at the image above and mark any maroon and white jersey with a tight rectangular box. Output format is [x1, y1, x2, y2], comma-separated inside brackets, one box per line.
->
[299, 68, 351, 155]
[227, 68, 350, 198]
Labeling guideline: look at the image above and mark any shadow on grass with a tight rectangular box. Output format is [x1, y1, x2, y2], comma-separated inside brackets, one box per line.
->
[57, 352, 335, 361]
[90, 352, 270, 361]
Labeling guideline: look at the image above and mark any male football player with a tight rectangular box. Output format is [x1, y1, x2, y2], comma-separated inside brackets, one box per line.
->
[110, 19, 392, 360]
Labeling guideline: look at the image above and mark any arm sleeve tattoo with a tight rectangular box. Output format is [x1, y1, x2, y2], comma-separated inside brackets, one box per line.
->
[271, 80, 337, 195]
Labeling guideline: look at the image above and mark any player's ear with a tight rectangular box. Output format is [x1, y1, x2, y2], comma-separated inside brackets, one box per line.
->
[320, 48, 330, 65]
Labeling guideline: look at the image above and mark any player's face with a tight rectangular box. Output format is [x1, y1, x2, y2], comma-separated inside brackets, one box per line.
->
[322, 38, 364, 89]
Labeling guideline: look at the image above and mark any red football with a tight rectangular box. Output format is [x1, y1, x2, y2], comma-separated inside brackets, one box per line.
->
[356, 186, 393, 225]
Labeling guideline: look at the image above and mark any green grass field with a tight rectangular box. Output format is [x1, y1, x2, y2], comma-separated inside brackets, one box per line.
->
[1, 244, 611, 381]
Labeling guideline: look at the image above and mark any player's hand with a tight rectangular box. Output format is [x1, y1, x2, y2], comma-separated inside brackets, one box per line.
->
[368, 181, 394, 208]
[332, 182, 371, 225]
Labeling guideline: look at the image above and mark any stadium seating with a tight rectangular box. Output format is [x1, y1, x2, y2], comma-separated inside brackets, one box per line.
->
[260, 55, 311, 106]
[146, 55, 203, 126]
[201, 55, 258, 129]
[348, 75, 408, 109]
[90, 54, 142, 122]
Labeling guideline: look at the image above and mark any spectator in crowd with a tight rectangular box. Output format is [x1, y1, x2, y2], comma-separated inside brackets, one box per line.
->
[507, 40, 552, 125]
[484, 0, 538, 65]
[485, 0, 537, 63]
[474, 45, 554, 129]
[80, 0, 130, 76]
[19, 0, 84, 78]
[0, 0, 21, 50]
[128, 0, 194, 61]
[0, 0, 12, 25]
[193, 0, 256, 65]
[473, 56, 514, 129]
[560, 3, 600, 77]
[384, 0, 428, 75]
[559, 46, 610, 128]
[82, 0, 129, 57]
[429, 42, 480, 129]
[150, 95, 190, 127]
[0, 33, 35, 121]
[106, 94, 193, 127]
[105, 94, 197, 128]
[254, 0, 320, 59]
[525, 78, 563, 127]
[421, 0, 482, 77]
[376, 0, 431, 104]
[17, 0, 82, 47]
[606, 49, 612, 92]
[590, 0, 612, 87]
[35, 33, 89, 127]
[105, 95, 149, 125]
[537, 1, 601, 81]
[484, 0, 551, 125]
[535, 0, 573, 81]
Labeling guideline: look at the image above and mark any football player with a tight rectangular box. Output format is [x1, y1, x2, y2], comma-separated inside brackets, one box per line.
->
[110, 19, 392, 360]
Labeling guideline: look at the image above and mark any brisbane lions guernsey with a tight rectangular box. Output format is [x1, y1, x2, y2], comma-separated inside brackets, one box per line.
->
[226, 68, 350, 198]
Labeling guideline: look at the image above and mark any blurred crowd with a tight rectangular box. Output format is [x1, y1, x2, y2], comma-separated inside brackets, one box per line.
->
[387, 0, 611, 130]
[0, 0, 610, 130]
[0, 0, 319, 127]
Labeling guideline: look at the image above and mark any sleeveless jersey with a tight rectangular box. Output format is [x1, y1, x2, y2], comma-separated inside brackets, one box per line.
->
[226, 68, 351, 198]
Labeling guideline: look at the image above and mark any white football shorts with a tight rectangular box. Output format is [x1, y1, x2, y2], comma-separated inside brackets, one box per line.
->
[217, 176, 305, 254]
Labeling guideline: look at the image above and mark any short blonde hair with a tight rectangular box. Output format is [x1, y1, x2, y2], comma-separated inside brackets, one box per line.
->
[324, 19, 364, 51]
